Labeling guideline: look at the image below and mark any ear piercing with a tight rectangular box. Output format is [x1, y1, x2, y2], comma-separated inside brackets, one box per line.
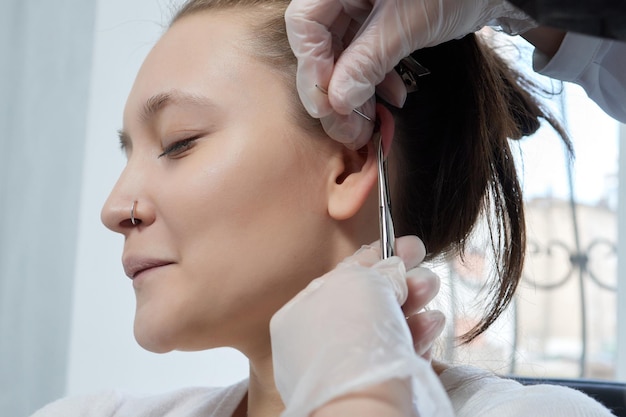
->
[314, 84, 373, 122]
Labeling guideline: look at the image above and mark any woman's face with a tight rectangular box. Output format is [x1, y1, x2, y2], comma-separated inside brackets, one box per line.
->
[101, 11, 361, 354]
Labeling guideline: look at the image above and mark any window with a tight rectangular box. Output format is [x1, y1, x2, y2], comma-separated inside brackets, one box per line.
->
[434, 38, 623, 380]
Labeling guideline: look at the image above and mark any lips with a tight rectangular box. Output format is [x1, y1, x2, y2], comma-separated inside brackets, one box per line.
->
[123, 257, 174, 279]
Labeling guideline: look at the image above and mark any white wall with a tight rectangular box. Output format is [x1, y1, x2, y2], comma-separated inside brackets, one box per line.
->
[618, 122, 626, 381]
[0, 1, 97, 415]
[65, 0, 248, 398]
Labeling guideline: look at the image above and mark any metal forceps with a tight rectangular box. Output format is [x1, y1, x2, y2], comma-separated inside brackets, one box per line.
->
[375, 130, 395, 259]
[314, 84, 395, 259]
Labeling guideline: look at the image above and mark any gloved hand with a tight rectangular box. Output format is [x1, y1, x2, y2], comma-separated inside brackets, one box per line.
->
[403, 265, 446, 360]
[270, 236, 453, 417]
[285, 0, 535, 148]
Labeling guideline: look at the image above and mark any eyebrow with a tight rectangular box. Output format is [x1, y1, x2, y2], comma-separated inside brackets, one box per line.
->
[117, 90, 218, 152]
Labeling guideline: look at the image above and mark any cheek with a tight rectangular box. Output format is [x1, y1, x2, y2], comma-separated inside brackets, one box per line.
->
[144, 137, 336, 345]
[185, 145, 328, 274]
[167, 134, 326, 235]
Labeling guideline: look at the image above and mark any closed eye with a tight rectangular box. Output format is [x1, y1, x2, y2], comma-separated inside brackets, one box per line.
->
[158, 137, 200, 159]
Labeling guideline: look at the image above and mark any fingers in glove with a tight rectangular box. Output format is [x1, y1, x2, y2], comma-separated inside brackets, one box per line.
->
[285, 0, 345, 118]
[344, 235, 426, 269]
[328, 1, 412, 114]
[319, 96, 375, 148]
[406, 309, 446, 357]
[376, 70, 408, 108]
[401, 267, 440, 316]
[394, 236, 426, 270]
[285, 0, 345, 29]
[330, 236, 428, 304]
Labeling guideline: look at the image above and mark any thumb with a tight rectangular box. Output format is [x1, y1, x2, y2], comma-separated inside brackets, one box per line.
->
[340, 236, 427, 269]
[328, 2, 412, 113]
[285, 0, 349, 118]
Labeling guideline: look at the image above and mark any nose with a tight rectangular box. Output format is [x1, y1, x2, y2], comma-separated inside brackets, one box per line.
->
[101, 167, 156, 234]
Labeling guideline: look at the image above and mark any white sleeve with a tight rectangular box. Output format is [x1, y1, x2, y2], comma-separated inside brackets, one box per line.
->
[441, 366, 615, 417]
[28, 382, 247, 417]
[463, 383, 616, 417]
[532, 32, 626, 123]
[29, 391, 124, 417]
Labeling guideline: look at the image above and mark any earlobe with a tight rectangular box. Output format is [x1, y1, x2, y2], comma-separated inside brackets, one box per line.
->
[327, 104, 396, 221]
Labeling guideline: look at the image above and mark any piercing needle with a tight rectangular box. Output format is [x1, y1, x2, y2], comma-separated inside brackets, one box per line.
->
[314, 85, 373, 122]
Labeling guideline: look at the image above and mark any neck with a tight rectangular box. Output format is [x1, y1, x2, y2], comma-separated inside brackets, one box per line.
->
[232, 331, 285, 417]
[245, 349, 285, 417]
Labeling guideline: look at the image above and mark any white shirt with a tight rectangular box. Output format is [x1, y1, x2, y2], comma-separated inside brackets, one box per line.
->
[30, 365, 615, 417]
[440, 366, 616, 417]
[534, 32, 626, 123]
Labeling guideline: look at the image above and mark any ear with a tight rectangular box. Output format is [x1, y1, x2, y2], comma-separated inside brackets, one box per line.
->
[327, 104, 396, 220]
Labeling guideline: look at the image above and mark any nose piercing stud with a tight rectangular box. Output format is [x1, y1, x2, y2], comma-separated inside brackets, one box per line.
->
[130, 201, 138, 225]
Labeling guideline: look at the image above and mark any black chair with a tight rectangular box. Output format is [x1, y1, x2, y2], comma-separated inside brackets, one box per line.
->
[511, 376, 626, 417]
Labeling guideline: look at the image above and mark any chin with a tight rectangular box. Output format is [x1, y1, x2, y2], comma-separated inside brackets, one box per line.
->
[134, 332, 175, 354]
[133, 313, 227, 353]
[133, 316, 179, 354]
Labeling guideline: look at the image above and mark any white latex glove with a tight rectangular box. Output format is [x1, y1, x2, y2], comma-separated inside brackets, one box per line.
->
[285, 0, 535, 148]
[270, 236, 454, 417]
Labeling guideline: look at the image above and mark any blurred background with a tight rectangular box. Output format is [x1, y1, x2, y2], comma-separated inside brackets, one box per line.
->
[0, 1, 624, 416]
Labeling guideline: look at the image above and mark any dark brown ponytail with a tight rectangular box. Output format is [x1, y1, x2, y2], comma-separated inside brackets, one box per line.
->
[391, 34, 570, 342]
